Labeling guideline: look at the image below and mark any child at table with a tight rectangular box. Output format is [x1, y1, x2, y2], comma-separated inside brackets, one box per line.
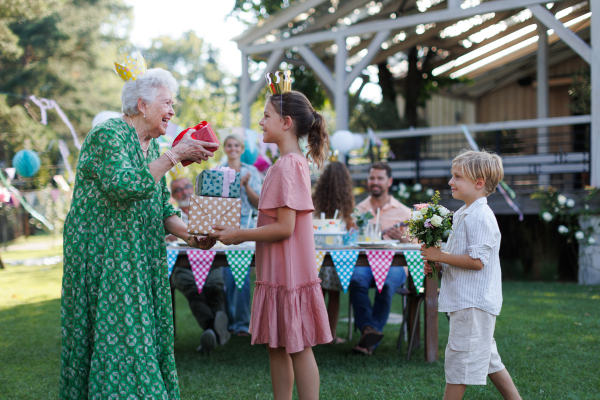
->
[211, 86, 332, 399]
[421, 149, 522, 400]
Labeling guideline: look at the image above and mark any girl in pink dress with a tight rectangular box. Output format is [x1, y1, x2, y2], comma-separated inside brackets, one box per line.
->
[211, 90, 332, 399]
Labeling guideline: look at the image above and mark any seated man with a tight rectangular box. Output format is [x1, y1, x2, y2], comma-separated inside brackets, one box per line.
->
[167, 176, 230, 354]
[350, 162, 411, 355]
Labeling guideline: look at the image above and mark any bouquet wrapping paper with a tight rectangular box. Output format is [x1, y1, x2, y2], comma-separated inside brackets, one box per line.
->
[195, 167, 241, 198]
[188, 195, 241, 235]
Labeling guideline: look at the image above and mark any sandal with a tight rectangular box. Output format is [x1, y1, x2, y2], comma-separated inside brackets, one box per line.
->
[352, 344, 374, 355]
[361, 326, 384, 348]
[236, 331, 250, 337]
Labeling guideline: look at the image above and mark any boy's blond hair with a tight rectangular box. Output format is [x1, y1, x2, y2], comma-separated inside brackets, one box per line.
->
[452, 149, 504, 195]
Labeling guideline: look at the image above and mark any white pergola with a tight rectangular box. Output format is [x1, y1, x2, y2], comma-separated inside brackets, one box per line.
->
[234, 0, 599, 186]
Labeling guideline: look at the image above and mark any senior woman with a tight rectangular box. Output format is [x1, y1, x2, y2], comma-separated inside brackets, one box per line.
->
[59, 68, 216, 399]
[221, 134, 262, 336]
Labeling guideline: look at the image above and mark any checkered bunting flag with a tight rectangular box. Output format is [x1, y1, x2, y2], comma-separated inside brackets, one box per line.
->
[330, 250, 359, 293]
[315, 251, 327, 273]
[404, 251, 425, 293]
[225, 250, 254, 291]
[366, 250, 395, 293]
[167, 249, 178, 278]
[187, 250, 216, 293]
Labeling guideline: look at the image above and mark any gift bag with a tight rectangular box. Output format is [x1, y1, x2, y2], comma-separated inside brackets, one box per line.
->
[195, 166, 241, 198]
[172, 121, 220, 167]
[188, 195, 242, 235]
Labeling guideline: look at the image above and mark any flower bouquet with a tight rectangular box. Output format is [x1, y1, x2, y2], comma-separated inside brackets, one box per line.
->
[404, 191, 453, 281]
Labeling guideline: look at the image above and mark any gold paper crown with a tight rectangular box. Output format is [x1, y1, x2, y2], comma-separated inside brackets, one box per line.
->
[266, 70, 292, 94]
[114, 52, 147, 82]
[168, 163, 187, 181]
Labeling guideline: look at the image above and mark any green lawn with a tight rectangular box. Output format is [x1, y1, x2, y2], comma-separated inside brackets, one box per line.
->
[0, 239, 599, 399]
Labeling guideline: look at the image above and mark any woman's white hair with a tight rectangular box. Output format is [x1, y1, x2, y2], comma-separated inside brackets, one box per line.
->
[121, 68, 178, 115]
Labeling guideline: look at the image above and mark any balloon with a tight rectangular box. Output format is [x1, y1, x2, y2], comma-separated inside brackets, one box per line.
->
[12, 149, 41, 178]
[253, 155, 272, 173]
[241, 140, 259, 165]
[92, 111, 121, 128]
[331, 130, 364, 154]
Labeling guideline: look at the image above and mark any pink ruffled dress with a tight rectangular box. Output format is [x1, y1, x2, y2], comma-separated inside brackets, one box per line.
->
[249, 153, 333, 353]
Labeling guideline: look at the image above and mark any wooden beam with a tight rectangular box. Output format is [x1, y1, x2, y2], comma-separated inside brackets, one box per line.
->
[248, 50, 285, 104]
[240, 0, 567, 54]
[529, 4, 591, 64]
[537, 20, 550, 185]
[345, 29, 391, 89]
[335, 35, 349, 132]
[591, 0, 600, 187]
[241, 53, 250, 128]
[296, 45, 336, 93]
[233, 0, 329, 47]
[302, 0, 373, 34]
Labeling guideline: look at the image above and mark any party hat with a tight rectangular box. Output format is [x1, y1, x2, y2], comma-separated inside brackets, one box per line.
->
[114, 52, 147, 82]
[266, 70, 292, 94]
[168, 163, 187, 181]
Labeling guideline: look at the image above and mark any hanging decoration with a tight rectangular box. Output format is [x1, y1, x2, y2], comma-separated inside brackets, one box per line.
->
[29, 95, 81, 150]
[315, 250, 327, 273]
[404, 251, 426, 293]
[12, 150, 41, 178]
[57, 140, 75, 183]
[366, 250, 395, 293]
[4, 168, 16, 180]
[187, 250, 216, 293]
[167, 249, 179, 278]
[225, 250, 254, 291]
[330, 250, 359, 293]
[0, 170, 54, 230]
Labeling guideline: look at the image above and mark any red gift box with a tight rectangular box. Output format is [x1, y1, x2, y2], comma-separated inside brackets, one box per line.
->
[172, 121, 220, 166]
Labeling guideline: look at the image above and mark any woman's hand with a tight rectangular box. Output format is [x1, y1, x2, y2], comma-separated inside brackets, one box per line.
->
[210, 225, 244, 245]
[240, 172, 251, 188]
[186, 235, 217, 250]
[172, 129, 218, 163]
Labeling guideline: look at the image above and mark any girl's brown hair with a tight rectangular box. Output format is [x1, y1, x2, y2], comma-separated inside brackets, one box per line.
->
[312, 162, 355, 227]
[266, 91, 330, 170]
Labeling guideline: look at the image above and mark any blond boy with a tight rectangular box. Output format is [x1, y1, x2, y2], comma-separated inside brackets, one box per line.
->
[421, 150, 522, 400]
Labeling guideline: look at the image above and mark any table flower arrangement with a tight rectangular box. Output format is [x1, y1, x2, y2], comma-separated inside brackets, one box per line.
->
[404, 191, 453, 280]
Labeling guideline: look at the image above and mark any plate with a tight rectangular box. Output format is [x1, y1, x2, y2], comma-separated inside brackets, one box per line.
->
[357, 240, 398, 248]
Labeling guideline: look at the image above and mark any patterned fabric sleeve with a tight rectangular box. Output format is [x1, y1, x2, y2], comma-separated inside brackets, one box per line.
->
[90, 124, 157, 203]
[160, 175, 181, 220]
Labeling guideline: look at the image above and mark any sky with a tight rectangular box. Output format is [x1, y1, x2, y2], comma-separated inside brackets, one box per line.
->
[125, 0, 247, 76]
[124, 0, 383, 103]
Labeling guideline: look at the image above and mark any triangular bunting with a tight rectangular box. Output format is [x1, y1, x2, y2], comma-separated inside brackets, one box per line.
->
[404, 251, 426, 293]
[330, 250, 359, 293]
[167, 249, 178, 278]
[23, 192, 37, 206]
[366, 250, 395, 293]
[5, 168, 16, 180]
[225, 250, 254, 291]
[187, 250, 216, 293]
[315, 250, 326, 273]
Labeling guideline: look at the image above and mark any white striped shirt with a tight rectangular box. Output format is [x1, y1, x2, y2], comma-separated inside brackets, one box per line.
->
[439, 197, 503, 316]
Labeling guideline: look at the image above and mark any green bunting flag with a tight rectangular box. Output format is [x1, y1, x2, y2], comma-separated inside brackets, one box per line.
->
[225, 250, 254, 291]
[404, 251, 426, 293]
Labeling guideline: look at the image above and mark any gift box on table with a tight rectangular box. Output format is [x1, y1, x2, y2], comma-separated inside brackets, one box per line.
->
[188, 195, 242, 235]
[195, 166, 241, 198]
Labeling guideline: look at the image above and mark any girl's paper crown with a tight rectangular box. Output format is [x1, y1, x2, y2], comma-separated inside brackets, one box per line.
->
[114, 52, 147, 82]
[266, 70, 292, 94]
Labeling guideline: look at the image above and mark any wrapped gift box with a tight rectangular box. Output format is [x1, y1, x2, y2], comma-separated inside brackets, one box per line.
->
[195, 168, 241, 198]
[188, 195, 241, 235]
[172, 121, 220, 167]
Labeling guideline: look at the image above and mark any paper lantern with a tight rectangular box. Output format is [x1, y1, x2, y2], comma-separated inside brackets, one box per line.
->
[241, 140, 259, 165]
[92, 111, 121, 128]
[12, 150, 41, 178]
[331, 130, 364, 154]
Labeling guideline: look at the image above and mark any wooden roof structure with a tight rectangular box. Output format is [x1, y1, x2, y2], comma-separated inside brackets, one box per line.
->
[233, 0, 599, 187]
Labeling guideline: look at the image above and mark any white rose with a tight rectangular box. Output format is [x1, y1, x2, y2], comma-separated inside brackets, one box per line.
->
[398, 183, 407, 195]
[542, 212, 553, 222]
[419, 207, 429, 216]
[426, 188, 434, 197]
[589, 237, 596, 244]
[403, 192, 410, 198]
[575, 231, 585, 240]
[430, 215, 443, 227]
[438, 206, 450, 217]
[558, 225, 569, 234]
[414, 213, 423, 221]
[413, 183, 422, 192]
[557, 195, 567, 205]
[566, 198, 575, 208]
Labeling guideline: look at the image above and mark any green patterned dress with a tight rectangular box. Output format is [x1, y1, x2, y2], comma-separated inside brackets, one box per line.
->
[60, 118, 181, 399]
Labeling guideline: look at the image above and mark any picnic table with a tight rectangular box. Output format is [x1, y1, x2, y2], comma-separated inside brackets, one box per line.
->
[167, 244, 439, 362]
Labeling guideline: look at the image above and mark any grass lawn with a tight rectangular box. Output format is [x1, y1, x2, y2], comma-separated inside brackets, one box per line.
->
[1, 238, 599, 399]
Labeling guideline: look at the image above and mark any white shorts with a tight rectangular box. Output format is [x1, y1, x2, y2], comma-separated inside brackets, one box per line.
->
[445, 307, 505, 385]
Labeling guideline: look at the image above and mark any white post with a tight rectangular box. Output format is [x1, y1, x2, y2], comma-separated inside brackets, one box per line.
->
[591, 1, 600, 187]
[537, 21, 550, 186]
[241, 52, 251, 128]
[335, 35, 349, 131]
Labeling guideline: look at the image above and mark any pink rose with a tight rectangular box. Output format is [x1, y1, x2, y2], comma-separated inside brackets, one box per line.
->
[414, 203, 429, 210]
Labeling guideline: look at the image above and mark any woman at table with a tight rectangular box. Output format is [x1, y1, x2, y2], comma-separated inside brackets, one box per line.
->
[221, 134, 263, 336]
[60, 66, 217, 400]
[312, 161, 355, 344]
